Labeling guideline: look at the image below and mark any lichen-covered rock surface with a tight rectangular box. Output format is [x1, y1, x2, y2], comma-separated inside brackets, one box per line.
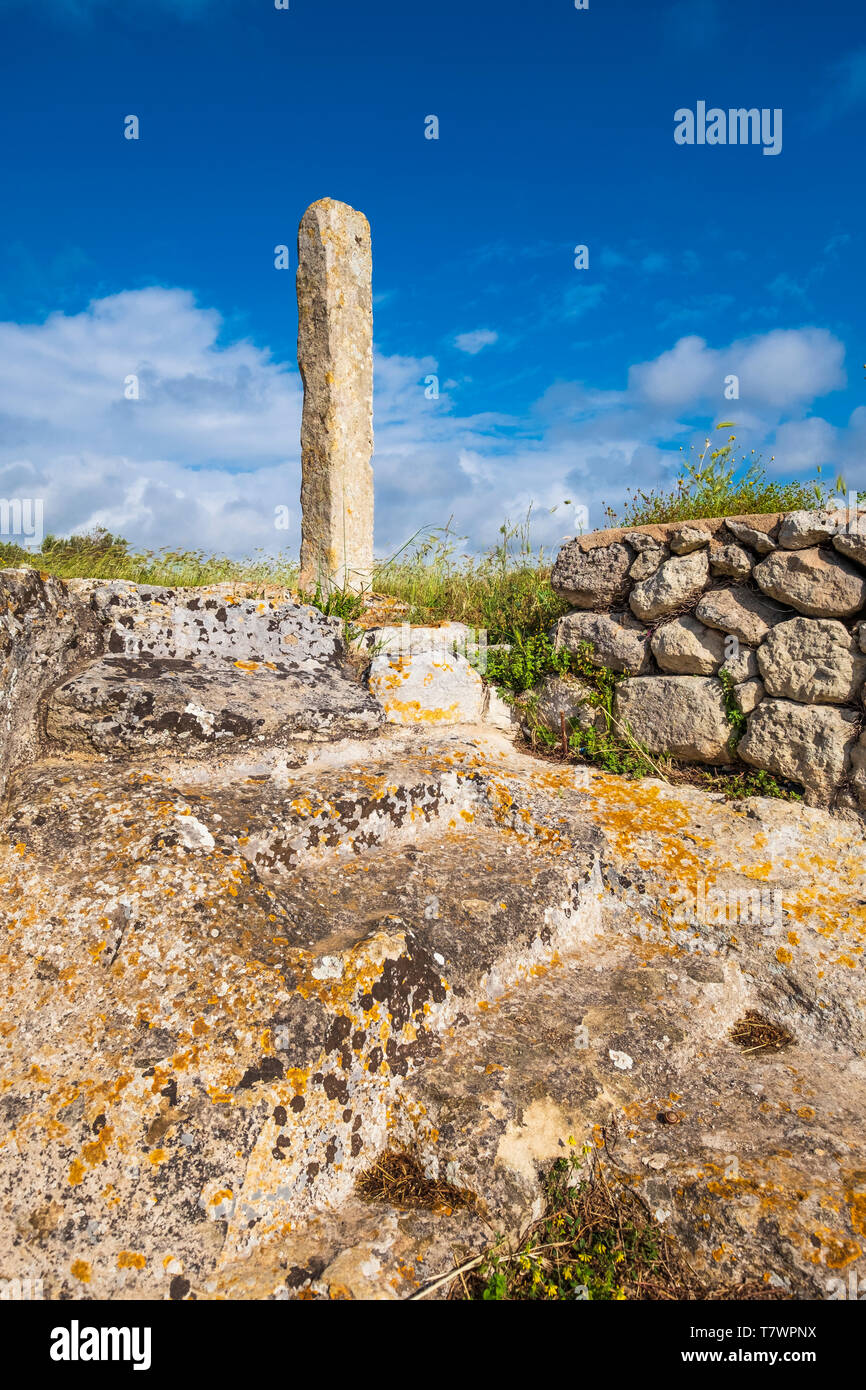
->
[1, 571, 865, 1302]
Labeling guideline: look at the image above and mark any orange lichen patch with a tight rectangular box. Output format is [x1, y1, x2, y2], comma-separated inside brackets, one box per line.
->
[776, 947, 793, 965]
[70, 1259, 92, 1283]
[807, 1229, 862, 1269]
[381, 698, 462, 724]
[68, 1159, 87, 1186]
[117, 1251, 147, 1270]
[847, 1193, 866, 1239]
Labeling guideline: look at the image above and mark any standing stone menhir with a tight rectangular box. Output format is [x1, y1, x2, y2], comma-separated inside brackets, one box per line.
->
[297, 197, 374, 594]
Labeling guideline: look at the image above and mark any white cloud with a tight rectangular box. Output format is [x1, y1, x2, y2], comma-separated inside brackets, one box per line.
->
[454, 329, 498, 355]
[0, 289, 301, 557]
[630, 328, 845, 411]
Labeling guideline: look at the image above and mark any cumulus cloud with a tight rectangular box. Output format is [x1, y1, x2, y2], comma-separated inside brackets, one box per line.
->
[0, 289, 301, 556]
[454, 329, 498, 355]
[0, 288, 859, 562]
[630, 328, 846, 411]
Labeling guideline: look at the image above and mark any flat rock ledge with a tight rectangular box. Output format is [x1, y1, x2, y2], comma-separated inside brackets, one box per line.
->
[1, 570, 865, 1302]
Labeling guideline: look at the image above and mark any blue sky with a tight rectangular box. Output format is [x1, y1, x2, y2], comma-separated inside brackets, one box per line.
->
[0, 0, 864, 558]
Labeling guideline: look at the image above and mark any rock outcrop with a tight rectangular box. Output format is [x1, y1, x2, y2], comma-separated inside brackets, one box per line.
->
[1, 567, 865, 1304]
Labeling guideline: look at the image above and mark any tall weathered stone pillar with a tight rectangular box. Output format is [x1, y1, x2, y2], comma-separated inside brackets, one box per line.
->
[297, 198, 374, 594]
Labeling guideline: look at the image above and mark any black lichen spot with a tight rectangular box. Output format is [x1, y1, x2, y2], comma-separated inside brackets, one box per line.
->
[237, 1056, 285, 1090]
[160, 1080, 178, 1107]
[324, 1138, 338, 1166]
[92, 1113, 106, 1134]
[285, 1257, 326, 1289]
[350, 1134, 363, 1158]
[169, 1275, 191, 1300]
[290, 1095, 305, 1113]
[323, 1073, 348, 1105]
[273, 1105, 287, 1126]
[325, 1015, 352, 1053]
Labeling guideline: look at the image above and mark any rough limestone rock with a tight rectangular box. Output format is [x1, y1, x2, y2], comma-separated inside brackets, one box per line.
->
[858, 622, 866, 655]
[851, 731, 866, 812]
[734, 678, 764, 714]
[628, 546, 664, 582]
[360, 622, 472, 656]
[650, 615, 725, 675]
[615, 675, 734, 763]
[3, 569, 866, 1303]
[668, 524, 710, 555]
[738, 699, 859, 799]
[695, 585, 788, 646]
[297, 199, 374, 593]
[629, 550, 709, 623]
[367, 648, 485, 725]
[553, 609, 651, 675]
[721, 645, 758, 684]
[757, 617, 866, 705]
[0, 568, 101, 799]
[628, 532, 665, 553]
[778, 509, 841, 550]
[725, 518, 777, 553]
[47, 584, 383, 754]
[833, 519, 866, 570]
[516, 674, 605, 738]
[754, 547, 866, 618]
[708, 542, 752, 580]
[550, 540, 632, 608]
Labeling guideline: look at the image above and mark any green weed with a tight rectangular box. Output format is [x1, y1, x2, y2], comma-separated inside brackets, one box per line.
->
[604, 426, 835, 528]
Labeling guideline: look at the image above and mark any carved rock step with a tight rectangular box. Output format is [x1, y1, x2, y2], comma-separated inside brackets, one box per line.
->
[44, 581, 385, 754]
[46, 654, 383, 754]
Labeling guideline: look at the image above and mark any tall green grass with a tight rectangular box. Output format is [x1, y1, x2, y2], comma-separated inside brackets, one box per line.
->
[372, 511, 569, 642]
[0, 528, 301, 589]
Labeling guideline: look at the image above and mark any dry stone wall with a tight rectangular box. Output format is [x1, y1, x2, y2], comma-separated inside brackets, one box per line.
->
[550, 508, 866, 808]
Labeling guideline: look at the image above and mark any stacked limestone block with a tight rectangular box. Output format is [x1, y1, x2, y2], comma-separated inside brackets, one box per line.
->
[550, 508, 866, 807]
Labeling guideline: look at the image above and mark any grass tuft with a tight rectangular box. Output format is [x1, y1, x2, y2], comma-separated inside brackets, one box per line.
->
[603, 427, 840, 528]
[356, 1150, 478, 1214]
